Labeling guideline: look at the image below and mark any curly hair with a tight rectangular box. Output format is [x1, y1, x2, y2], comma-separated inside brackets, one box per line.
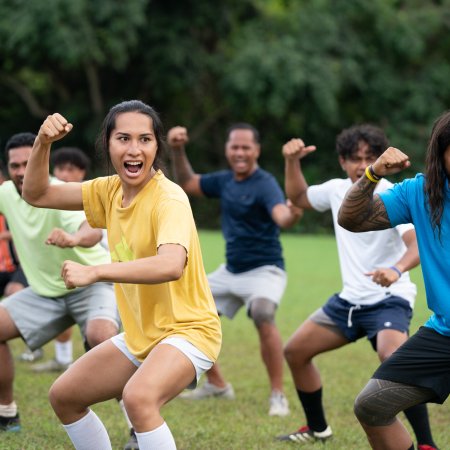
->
[336, 124, 388, 160]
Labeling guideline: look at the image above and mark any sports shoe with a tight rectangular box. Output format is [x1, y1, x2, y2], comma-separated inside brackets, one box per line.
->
[31, 359, 71, 373]
[277, 425, 333, 443]
[18, 348, 44, 362]
[269, 391, 290, 416]
[0, 414, 21, 432]
[418, 445, 439, 450]
[179, 381, 235, 400]
[123, 428, 139, 450]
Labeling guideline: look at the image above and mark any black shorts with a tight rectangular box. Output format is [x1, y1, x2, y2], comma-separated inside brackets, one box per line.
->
[0, 266, 28, 297]
[373, 326, 450, 404]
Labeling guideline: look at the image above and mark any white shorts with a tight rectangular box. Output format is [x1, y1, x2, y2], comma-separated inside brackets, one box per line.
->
[111, 333, 214, 389]
[207, 264, 287, 319]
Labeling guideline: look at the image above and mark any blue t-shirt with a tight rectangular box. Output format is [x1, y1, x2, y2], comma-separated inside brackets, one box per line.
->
[379, 174, 450, 335]
[200, 168, 285, 273]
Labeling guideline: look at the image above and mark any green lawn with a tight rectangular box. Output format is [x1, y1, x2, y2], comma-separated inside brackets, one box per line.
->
[3, 231, 449, 450]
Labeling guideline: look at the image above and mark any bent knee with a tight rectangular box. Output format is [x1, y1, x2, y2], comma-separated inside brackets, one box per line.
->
[250, 299, 276, 327]
[85, 319, 118, 348]
[354, 379, 397, 427]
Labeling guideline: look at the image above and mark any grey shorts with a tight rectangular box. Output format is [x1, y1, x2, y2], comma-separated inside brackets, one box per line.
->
[111, 333, 214, 389]
[1, 283, 119, 350]
[208, 264, 287, 319]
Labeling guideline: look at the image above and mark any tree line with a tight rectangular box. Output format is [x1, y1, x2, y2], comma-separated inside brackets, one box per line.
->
[1, 0, 449, 230]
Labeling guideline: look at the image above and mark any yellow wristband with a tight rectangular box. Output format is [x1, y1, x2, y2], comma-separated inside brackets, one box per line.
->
[365, 166, 380, 183]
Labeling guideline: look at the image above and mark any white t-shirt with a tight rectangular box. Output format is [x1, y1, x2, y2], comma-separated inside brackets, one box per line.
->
[307, 178, 416, 306]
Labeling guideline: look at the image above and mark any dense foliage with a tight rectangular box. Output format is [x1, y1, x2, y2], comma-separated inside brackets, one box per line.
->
[1, 0, 449, 229]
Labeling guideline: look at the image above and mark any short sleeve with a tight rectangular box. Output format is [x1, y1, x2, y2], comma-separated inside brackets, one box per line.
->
[155, 198, 193, 252]
[199, 171, 230, 198]
[82, 177, 108, 229]
[378, 179, 414, 226]
[257, 174, 285, 215]
[307, 180, 335, 212]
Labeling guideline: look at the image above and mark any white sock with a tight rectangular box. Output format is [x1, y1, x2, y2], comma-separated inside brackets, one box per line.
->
[63, 409, 112, 450]
[55, 340, 73, 365]
[135, 422, 176, 449]
[118, 399, 133, 429]
[0, 401, 17, 417]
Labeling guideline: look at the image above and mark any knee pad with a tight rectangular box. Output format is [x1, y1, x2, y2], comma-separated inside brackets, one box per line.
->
[250, 298, 276, 327]
[354, 378, 413, 426]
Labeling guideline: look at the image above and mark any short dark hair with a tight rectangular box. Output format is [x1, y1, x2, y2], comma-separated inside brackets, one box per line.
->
[226, 123, 260, 144]
[336, 124, 388, 160]
[51, 147, 91, 172]
[4, 132, 36, 162]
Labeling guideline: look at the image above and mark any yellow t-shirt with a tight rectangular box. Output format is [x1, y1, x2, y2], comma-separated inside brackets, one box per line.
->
[82, 171, 221, 362]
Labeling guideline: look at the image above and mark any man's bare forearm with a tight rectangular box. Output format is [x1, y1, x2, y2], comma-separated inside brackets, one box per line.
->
[171, 147, 196, 186]
[338, 176, 391, 232]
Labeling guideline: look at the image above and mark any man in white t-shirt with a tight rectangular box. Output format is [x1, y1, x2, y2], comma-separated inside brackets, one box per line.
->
[276, 125, 437, 450]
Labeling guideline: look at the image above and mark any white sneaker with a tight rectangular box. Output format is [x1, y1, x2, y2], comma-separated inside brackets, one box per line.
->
[269, 391, 290, 416]
[179, 381, 235, 400]
[31, 359, 71, 373]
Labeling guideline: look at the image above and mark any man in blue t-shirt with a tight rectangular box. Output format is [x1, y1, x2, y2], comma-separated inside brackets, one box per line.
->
[338, 110, 450, 450]
[168, 123, 302, 416]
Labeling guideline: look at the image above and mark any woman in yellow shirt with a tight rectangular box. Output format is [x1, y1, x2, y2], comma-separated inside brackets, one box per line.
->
[22, 100, 221, 450]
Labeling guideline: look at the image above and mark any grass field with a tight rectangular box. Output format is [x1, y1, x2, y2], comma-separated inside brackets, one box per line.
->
[2, 231, 449, 450]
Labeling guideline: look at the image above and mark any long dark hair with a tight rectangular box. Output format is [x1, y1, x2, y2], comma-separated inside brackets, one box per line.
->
[96, 100, 165, 173]
[424, 110, 450, 235]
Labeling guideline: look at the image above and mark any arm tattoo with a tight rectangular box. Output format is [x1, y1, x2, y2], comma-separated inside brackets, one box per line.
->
[338, 177, 391, 232]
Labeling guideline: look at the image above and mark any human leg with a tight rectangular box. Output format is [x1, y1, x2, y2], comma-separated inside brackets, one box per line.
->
[376, 329, 437, 449]
[50, 340, 136, 449]
[277, 317, 348, 441]
[354, 378, 435, 450]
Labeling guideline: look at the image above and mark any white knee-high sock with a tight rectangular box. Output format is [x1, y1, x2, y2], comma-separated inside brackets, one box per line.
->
[63, 409, 112, 450]
[135, 422, 176, 449]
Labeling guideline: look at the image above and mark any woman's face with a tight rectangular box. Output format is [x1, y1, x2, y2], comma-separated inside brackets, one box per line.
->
[108, 111, 158, 191]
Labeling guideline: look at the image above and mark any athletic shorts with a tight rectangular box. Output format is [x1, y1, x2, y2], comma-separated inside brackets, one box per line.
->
[0, 283, 119, 350]
[373, 326, 450, 404]
[111, 333, 214, 389]
[0, 266, 28, 296]
[207, 264, 287, 319]
[310, 294, 412, 349]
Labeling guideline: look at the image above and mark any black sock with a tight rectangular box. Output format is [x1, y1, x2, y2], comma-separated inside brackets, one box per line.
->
[404, 404, 436, 447]
[297, 387, 328, 432]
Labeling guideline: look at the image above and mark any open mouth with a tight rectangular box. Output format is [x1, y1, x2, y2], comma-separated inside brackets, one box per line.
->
[124, 161, 143, 175]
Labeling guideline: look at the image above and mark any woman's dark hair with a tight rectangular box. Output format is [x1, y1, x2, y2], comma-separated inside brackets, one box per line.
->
[336, 124, 388, 160]
[97, 100, 165, 173]
[424, 110, 450, 235]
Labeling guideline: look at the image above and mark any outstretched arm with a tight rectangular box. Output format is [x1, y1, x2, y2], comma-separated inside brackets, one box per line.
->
[22, 113, 83, 210]
[338, 147, 411, 232]
[46, 221, 103, 249]
[167, 126, 203, 196]
[282, 138, 316, 209]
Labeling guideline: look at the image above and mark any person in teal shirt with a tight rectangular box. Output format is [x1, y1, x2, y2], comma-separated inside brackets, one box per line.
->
[338, 111, 450, 450]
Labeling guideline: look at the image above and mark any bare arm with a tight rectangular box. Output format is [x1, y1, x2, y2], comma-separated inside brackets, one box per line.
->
[366, 229, 419, 287]
[61, 243, 187, 288]
[282, 138, 316, 209]
[338, 147, 411, 232]
[272, 200, 303, 229]
[22, 113, 83, 210]
[167, 126, 203, 196]
[46, 221, 103, 249]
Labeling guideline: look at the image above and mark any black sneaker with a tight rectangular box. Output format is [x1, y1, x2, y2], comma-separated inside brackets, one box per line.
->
[123, 428, 139, 450]
[276, 425, 332, 443]
[0, 414, 21, 432]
